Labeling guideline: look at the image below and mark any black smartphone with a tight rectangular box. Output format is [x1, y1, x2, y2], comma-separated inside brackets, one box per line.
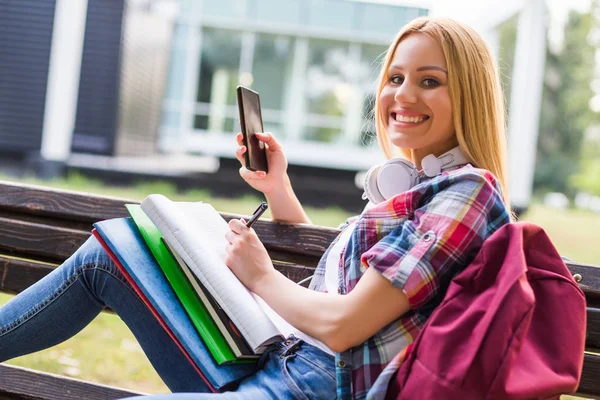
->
[236, 85, 268, 172]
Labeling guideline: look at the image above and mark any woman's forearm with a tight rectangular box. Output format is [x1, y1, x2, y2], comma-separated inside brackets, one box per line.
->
[254, 270, 347, 351]
[264, 176, 311, 224]
[252, 268, 411, 353]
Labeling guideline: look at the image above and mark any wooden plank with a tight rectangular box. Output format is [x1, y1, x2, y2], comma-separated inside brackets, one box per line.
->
[568, 262, 600, 300]
[0, 215, 333, 268]
[0, 364, 141, 400]
[0, 180, 132, 223]
[0, 256, 55, 295]
[578, 353, 600, 397]
[273, 263, 315, 285]
[0, 181, 340, 259]
[0, 255, 313, 296]
[587, 308, 600, 350]
[0, 217, 89, 262]
[249, 218, 338, 259]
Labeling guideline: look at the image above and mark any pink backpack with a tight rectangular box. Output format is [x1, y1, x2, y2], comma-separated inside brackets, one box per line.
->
[387, 222, 586, 399]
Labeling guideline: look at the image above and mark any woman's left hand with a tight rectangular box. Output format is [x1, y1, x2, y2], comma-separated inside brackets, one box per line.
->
[224, 219, 275, 292]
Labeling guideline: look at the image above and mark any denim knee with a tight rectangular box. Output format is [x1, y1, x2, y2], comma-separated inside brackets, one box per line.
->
[59, 235, 131, 292]
[67, 236, 121, 275]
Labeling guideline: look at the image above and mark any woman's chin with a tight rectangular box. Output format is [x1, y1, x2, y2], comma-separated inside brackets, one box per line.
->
[388, 132, 419, 150]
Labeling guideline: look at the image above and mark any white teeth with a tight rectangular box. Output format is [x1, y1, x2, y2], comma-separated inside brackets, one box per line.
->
[395, 114, 425, 123]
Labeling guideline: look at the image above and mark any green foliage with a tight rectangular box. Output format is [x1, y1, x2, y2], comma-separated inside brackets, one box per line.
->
[535, 8, 600, 194]
[570, 157, 600, 196]
[497, 13, 519, 113]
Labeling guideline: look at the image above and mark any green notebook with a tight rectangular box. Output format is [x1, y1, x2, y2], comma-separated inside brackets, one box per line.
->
[126, 204, 237, 365]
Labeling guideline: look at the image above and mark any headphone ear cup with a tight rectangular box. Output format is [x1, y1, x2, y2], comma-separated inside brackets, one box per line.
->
[363, 165, 387, 204]
[363, 159, 418, 204]
[377, 160, 417, 198]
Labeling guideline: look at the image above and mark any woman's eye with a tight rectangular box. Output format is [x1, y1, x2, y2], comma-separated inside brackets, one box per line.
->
[422, 78, 440, 88]
[390, 75, 404, 85]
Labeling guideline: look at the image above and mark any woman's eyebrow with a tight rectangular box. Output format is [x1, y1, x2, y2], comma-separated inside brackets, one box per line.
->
[417, 65, 448, 73]
[389, 64, 448, 74]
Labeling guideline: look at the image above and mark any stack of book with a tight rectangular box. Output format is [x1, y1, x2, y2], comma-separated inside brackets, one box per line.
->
[92, 195, 296, 391]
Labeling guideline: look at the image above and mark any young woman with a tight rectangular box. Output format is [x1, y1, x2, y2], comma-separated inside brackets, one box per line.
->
[0, 17, 512, 399]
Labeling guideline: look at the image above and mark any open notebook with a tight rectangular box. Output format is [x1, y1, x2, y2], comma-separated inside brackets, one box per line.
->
[141, 194, 298, 354]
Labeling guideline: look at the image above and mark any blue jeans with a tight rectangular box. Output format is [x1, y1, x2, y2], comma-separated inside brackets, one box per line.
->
[0, 237, 336, 399]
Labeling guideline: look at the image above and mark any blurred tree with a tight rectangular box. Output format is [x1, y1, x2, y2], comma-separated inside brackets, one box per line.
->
[570, 129, 600, 196]
[570, 1, 600, 198]
[497, 13, 518, 117]
[534, 7, 600, 195]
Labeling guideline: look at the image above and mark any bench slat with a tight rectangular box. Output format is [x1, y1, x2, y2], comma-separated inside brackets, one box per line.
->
[0, 180, 133, 223]
[0, 215, 333, 268]
[0, 257, 56, 295]
[0, 255, 313, 295]
[588, 308, 600, 351]
[579, 353, 600, 398]
[0, 217, 89, 262]
[0, 363, 141, 400]
[0, 180, 339, 263]
[569, 262, 600, 298]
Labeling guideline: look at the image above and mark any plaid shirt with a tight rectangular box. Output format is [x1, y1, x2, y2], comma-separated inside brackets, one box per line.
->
[309, 165, 511, 399]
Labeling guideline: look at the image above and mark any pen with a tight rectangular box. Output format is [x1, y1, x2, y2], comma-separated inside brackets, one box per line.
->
[245, 202, 269, 228]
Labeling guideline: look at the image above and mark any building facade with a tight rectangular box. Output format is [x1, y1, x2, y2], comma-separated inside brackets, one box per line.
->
[158, 0, 428, 170]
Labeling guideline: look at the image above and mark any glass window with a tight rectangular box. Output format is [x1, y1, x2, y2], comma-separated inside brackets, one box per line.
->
[360, 4, 408, 37]
[201, 0, 246, 18]
[359, 45, 387, 90]
[300, 39, 353, 142]
[307, 0, 354, 31]
[249, 0, 304, 26]
[164, 23, 188, 101]
[304, 39, 350, 118]
[194, 28, 242, 131]
[303, 125, 341, 143]
[251, 34, 295, 111]
[179, 0, 201, 14]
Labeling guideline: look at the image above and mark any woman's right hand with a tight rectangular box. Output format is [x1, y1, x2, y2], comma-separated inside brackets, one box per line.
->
[235, 132, 290, 195]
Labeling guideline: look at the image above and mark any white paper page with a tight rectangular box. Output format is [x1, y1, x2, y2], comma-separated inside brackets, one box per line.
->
[141, 194, 282, 351]
[251, 293, 295, 338]
[252, 293, 333, 355]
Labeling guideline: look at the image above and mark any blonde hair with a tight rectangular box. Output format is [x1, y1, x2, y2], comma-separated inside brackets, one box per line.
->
[374, 17, 510, 205]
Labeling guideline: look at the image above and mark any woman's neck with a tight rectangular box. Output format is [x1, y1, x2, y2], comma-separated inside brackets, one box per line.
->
[410, 137, 459, 168]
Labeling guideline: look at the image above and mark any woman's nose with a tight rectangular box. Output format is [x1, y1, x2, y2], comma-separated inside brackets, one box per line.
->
[394, 82, 417, 104]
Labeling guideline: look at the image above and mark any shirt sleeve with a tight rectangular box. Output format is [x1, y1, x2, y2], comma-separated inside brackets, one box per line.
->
[360, 170, 510, 309]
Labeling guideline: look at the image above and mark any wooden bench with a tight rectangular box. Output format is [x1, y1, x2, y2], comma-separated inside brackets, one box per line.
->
[0, 179, 598, 399]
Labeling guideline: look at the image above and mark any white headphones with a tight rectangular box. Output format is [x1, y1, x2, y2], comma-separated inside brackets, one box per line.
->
[362, 146, 469, 204]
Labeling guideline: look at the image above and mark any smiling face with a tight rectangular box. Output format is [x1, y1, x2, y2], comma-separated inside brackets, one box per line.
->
[379, 32, 457, 165]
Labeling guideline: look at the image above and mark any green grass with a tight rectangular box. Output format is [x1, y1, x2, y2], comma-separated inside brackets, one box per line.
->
[0, 172, 598, 393]
[520, 204, 600, 265]
[0, 292, 169, 394]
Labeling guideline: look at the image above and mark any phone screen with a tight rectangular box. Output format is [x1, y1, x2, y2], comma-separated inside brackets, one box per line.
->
[236, 86, 268, 172]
